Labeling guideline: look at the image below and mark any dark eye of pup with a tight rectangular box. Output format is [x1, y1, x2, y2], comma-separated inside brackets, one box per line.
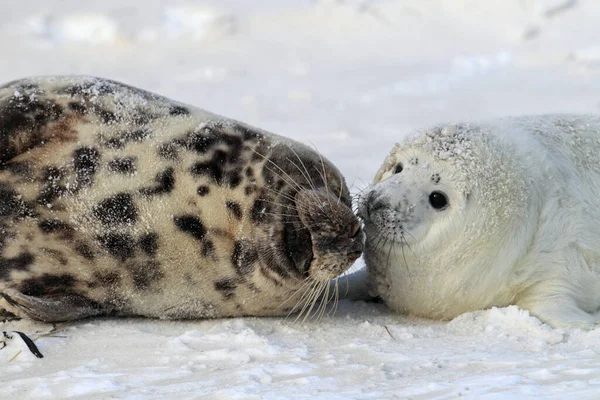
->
[393, 163, 403, 174]
[429, 191, 448, 210]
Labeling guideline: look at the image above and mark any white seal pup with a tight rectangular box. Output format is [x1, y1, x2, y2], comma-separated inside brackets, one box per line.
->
[0, 75, 364, 322]
[358, 114, 600, 329]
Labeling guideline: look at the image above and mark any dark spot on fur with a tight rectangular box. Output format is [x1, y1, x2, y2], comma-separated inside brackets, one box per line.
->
[73, 146, 100, 187]
[157, 140, 184, 160]
[226, 201, 243, 220]
[108, 157, 136, 174]
[0, 185, 34, 218]
[68, 102, 87, 114]
[227, 172, 242, 188]
[75, 243, 95, 260]
[250, 196, 272, 224]
[88, 271, 120, 288]
[0, 252, 34, 280]
[0, 186, 18, 217]
[232, 241, 257, 276]
[190, 148, 229, 183]
[3, 162, 32, 178]
[138, 233, 159, 257]
[19, 273, 75, 297]
[190, 160, 223, 183]
[169, 105, 190, 116]
[105, 129, 151, 149]
[140, 167, 175, 196]
[214, 278, 237, 299]
[245, 167, 254, 178]
[132, 108, 160, 125]
[93, 193, 138, 225]
[244, 186, 255, 196]
[42, 248, 69, 265]
[251, 142, 269, 162]
[202, 240, 215, 258]
[173, 215, 206, 241]
[0, 91, 64, 164]
[129, 260, 163, 290]
[235, 124, 261, 142]
[62, 81, 115, 97]
[188, 134, 217, 153]
[97, 108, 117, 124]
[37, 166, 67, 206]
[98, 233, 135, 261]
[124, 129, 151, 142]
[197, 185, 210, 196]
[38, 219, 74, 239]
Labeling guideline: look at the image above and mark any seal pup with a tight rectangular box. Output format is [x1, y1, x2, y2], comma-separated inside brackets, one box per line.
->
[0, 75, 363, 322]
[358, 114, 600, 329]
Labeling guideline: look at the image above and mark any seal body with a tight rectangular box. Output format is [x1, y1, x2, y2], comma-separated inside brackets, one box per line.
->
[0, 76, 363, 322]
[359, 114, 600, 329]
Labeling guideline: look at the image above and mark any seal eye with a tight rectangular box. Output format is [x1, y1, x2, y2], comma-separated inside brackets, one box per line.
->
[393, 163, 403, 174]
[349, 224, 360, 238]
[429, 191, 448, 210]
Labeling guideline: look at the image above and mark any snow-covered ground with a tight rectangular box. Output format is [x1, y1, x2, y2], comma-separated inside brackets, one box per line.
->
[2, 0, 600, 398]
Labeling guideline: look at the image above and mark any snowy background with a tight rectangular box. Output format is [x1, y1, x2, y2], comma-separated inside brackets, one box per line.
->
[2, 0, 600, 398]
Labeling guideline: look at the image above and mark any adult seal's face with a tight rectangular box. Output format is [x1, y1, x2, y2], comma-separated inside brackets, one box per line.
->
[252, 143, 365, 287]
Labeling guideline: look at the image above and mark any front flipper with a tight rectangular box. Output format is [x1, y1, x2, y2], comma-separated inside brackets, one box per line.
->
[0, 289, 104, 322]
[518, 289, 599, 330]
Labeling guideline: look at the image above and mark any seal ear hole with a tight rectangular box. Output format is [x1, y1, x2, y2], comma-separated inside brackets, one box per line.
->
[429, 191, 448, 210]
[393, 163, 403, 174]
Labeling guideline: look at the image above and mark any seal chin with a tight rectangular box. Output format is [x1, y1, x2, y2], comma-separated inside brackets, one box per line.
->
[295, 189, 364, 282]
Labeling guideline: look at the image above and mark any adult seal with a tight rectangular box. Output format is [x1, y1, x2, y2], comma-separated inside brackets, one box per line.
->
[0, 75, 363, 322]
[358, 114, 600, 329]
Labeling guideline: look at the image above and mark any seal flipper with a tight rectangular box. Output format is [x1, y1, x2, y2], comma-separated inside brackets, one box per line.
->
[0, 288, 104, 322]
[0, 308, 17, 322]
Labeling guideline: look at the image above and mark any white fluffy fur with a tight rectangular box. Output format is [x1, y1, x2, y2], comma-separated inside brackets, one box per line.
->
[359, 114, 600, 329]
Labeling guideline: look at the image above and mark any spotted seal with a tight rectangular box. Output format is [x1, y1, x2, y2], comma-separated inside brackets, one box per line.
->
[0, 75, 363, 322]
[359, 114, 600, 329]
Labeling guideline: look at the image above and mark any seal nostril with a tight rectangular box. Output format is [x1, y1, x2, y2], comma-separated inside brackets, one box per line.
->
[369, 200, 386, 216]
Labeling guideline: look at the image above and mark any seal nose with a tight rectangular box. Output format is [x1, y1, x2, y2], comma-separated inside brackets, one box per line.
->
[358, 190, 379, 220]
[347, 230, 364, 258]
[366, 193, 388, 219]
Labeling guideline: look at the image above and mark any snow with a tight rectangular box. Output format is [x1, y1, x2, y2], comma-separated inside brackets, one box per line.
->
[2, 0, 600, 398]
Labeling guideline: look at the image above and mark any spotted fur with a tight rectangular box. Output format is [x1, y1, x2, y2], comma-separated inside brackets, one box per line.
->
[0, 76, 363, 322]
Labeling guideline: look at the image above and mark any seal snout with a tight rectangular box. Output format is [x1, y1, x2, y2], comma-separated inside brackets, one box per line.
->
[358, 188, 390, 222]
[295, 188, 364, 281]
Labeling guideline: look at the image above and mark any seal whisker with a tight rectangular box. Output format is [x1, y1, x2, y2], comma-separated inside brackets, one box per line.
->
[306, 141, 331, 205]
[249, 147, 305, 192]
[294, 280, 321, 324]
[304, 280, 329, 324]
[329, 278, 340, 316]
[316, 280, 330, 321]
[262, 163, 304, 192]
[281, 278, 315, 319]
[284, 144, 319, 193]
